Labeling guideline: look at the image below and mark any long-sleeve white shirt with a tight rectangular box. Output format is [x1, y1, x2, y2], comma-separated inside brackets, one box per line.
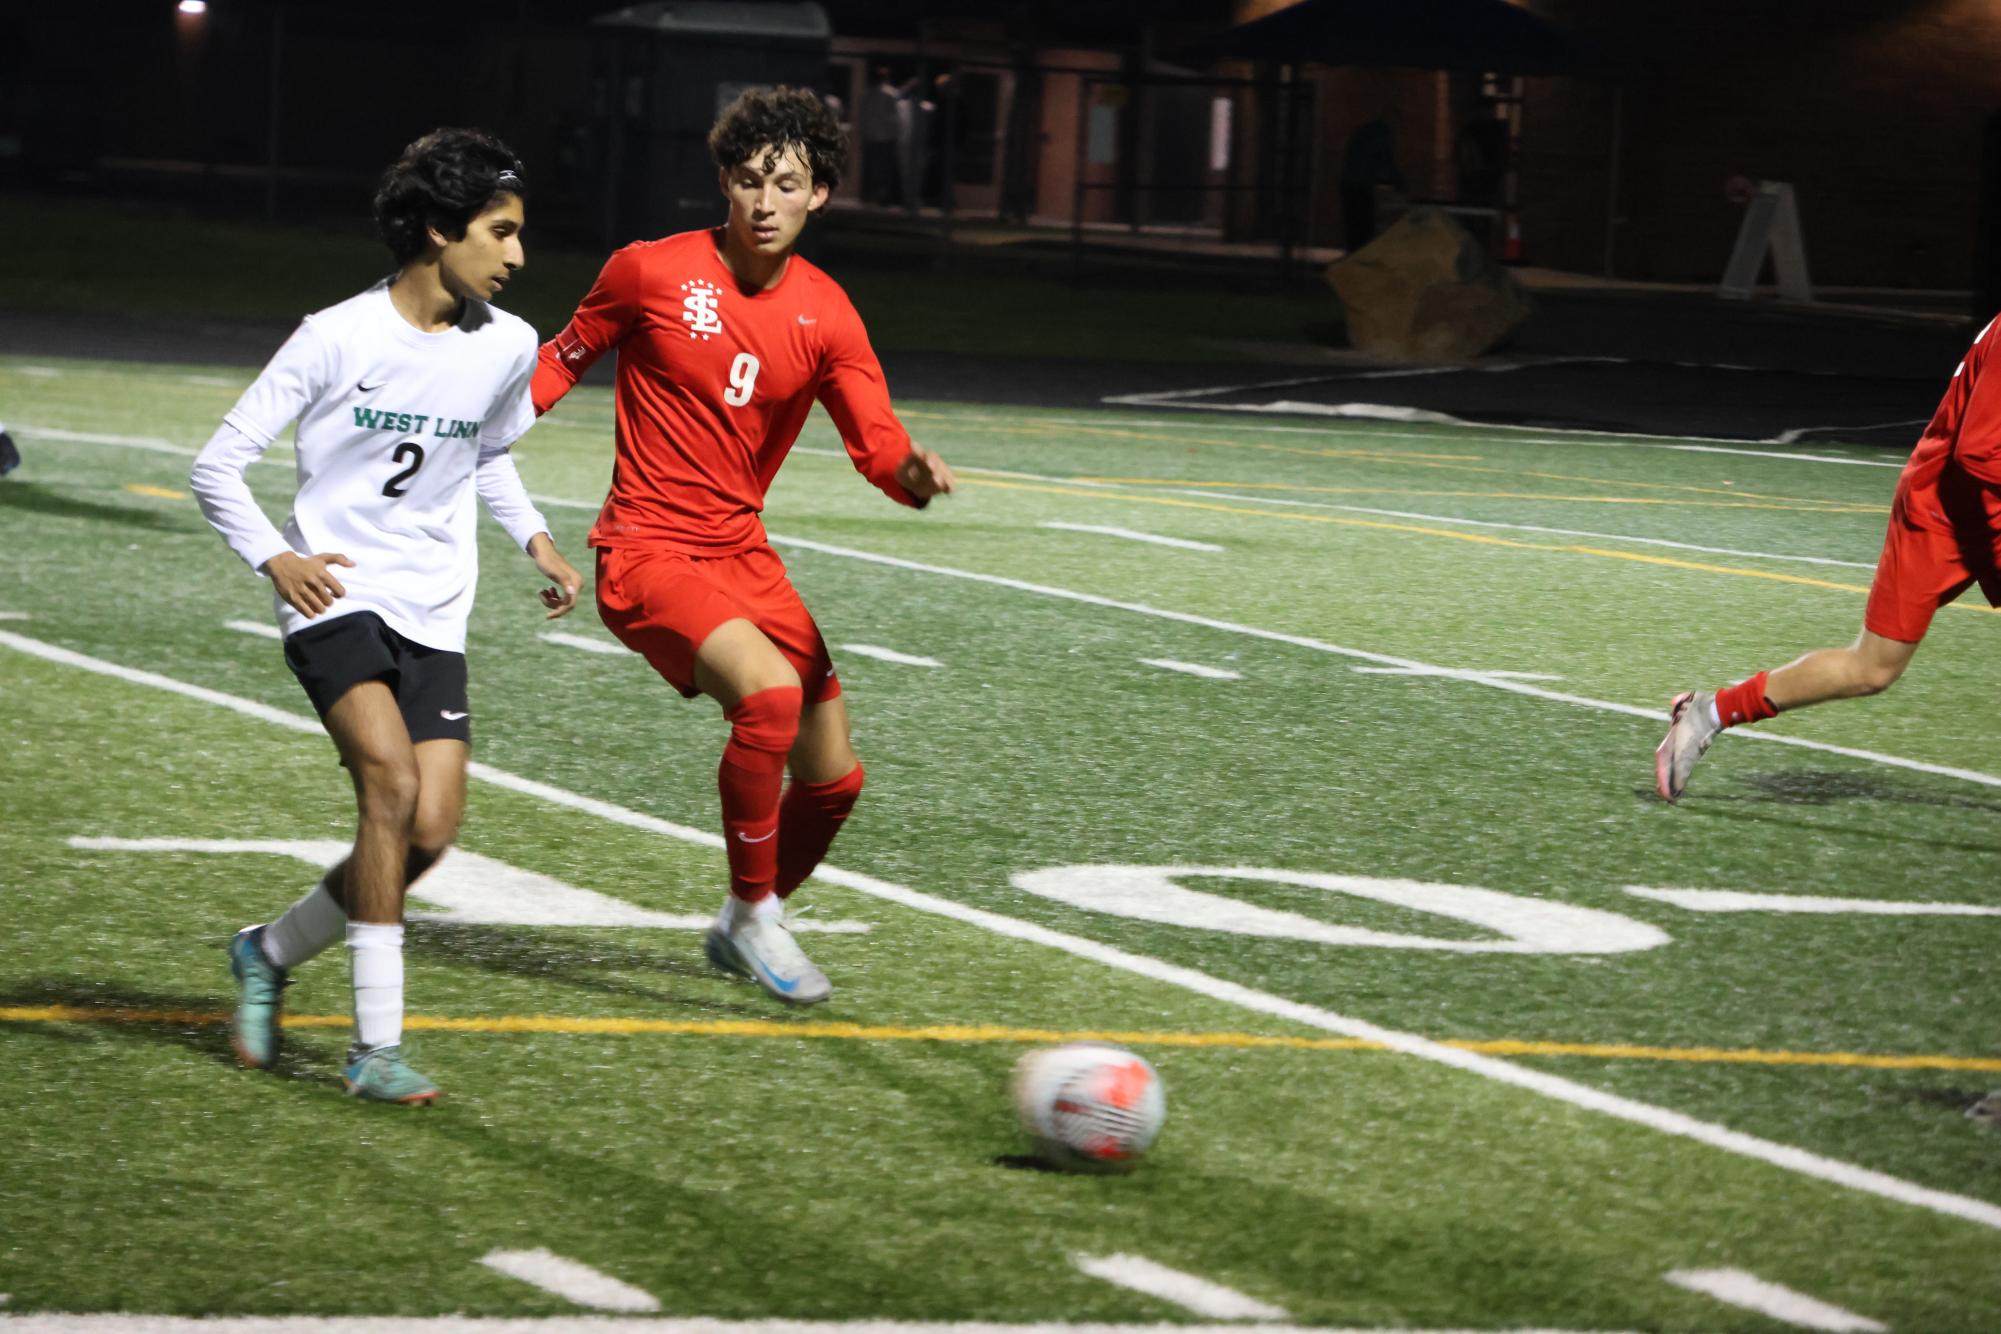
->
[190, 281, 550, 653]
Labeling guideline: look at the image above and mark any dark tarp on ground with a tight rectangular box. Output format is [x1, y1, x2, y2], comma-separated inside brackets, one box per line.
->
[1196, 0, 1583, 74]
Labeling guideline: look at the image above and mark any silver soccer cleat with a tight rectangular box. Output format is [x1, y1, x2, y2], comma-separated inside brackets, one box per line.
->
[1654, 689, 1719, 803]
[704, 912, 832, 1005]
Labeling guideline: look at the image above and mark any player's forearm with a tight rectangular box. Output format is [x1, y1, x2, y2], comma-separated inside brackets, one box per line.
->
[821, 391, 925, 507]
[190, 421, 293, 573]
[475, 444, 553, 551]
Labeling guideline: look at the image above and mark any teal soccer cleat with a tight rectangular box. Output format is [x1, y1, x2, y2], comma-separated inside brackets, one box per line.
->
[705, 913, 832, 1006]
[228, 925, 290, 1069]
[341, 1044, 440, 1104]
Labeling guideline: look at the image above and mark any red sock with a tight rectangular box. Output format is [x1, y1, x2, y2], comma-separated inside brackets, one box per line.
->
[718, 687, 802, 903]
[775, 764, 865, 898]
[1714, 671, 1777, 728]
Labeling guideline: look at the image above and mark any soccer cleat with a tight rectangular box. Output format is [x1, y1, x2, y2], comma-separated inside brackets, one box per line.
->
[0, 430, 19, 477]
[1968, 1091, 2001, 1125]
[341, 1044, 440, 1104]
[228, 925, 290, 1069]
[704, 913, 832, 1005]
[1654, 689, 1720, 803]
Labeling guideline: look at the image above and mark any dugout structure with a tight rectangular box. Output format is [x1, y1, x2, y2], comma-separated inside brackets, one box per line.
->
[583, 1, 833, 250]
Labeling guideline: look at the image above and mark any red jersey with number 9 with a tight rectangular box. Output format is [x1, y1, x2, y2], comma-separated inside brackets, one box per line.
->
[531, 228, 921, 556]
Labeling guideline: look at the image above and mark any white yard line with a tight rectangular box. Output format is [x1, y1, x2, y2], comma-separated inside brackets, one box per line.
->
[541, 630, 627, 656]
[1655, 443, 1903, 468]
[1140, 658, 1242, 681]
[1350, 667, 1560, 681]
[1174, 491, 1880, 571]
[27, 423, 1885, 575]
[14, 425, 200, 458]
[10, 626, 2001, 1237]
[15, 424, 292, 463]
[795, 442, 1880, 574]
[839, 643, 943, 668]
[478, 1249, 660, 1313]
[1663, 1269, 1885, 1332]
[1039, 522, 1224, 552]
[908, 407, 1905, 467]
[1073, 1255, 1287, 1321]
[0, 613, 28, 622]
[16, 366, 62, 377]
[226, 619, 283, 641]
[0, 1318, 1634, 1333]
[1625, 886, 2001, 916]
[761, 534, 2001, 793]
[1097, 384, 1915, 457]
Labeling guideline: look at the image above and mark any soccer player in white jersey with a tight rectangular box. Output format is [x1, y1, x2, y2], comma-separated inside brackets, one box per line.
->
[189, 128, 582, 1103]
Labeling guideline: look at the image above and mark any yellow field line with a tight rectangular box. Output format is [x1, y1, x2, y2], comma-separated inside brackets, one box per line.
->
[124, 483, 187, 500]
[906, 411, 1866, 509]
[965, 476, 2001, 616]
[6, 1005, 1998, 1073]
[1072, 476, 1877, 515]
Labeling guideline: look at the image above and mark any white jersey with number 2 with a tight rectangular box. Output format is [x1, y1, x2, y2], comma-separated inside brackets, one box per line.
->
[191, 280, 549, 652]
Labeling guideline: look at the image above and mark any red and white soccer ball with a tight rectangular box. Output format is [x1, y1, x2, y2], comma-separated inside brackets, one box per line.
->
[1012, 1042, 1166, 1172]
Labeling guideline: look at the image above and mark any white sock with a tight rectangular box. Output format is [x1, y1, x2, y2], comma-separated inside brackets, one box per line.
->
[346, 921, 405, 1051]
[720, 893, 782, 931]
[262, 877, 347, 969]
[1705, 698, 1723, 729]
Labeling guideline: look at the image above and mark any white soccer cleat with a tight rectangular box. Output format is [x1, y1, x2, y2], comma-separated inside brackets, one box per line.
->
[705, 913, 832, 1005]
[1654, 689, 1720, 803]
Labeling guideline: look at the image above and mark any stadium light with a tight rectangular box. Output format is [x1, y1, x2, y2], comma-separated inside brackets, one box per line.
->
[177, 0, 207, 14]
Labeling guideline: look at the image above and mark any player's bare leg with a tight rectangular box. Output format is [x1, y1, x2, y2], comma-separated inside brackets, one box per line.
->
[406, 738, 469, 876]
[694, 619, 830, 1004]
[789, 691, 859, 784]
[292, 736, 467, 917]
[321, 682, 438, 1102]
[1763, 629, 1919, 707]
[1656, 628, 1920, 802]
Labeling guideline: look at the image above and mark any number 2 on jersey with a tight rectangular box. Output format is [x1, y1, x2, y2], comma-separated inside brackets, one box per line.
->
[381, 441, 425, 498]
[724, 353, 760, 407]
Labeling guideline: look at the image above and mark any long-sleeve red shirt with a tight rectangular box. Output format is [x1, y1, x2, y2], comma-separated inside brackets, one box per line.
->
[532, 228, 921, 555]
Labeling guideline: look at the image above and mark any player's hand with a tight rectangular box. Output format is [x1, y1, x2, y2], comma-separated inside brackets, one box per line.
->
[262, 550, 353, 618]
[527, 533, 583, 620]
[896, 445, 955, 499]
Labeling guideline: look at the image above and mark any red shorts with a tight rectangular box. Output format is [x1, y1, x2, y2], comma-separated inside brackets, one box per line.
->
[1864, 459, 2001, 642]
[595, 543, 841, 702]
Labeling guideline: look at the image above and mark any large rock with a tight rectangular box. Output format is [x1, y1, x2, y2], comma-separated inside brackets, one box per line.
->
[1326, 207, 1530, 363]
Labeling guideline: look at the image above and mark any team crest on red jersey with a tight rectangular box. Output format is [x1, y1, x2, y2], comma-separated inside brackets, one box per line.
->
[679, 279, 724, 340]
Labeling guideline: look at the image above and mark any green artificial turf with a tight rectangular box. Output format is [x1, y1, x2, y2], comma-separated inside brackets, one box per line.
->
[4, 354, 2001, 1328]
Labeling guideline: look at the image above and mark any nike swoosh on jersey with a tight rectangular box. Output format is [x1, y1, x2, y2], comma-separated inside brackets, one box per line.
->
[735, 829, 776, 843]
[440, 709, 469, 720]
[357, 380, 384, 392]
[796, 315, 817, 325]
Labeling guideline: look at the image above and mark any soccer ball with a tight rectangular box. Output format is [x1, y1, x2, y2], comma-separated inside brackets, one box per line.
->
[1011, 1042, 1166, 1172]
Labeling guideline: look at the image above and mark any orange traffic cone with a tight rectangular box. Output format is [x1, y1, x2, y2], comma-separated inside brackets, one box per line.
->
[1503, 214, 1524, 264]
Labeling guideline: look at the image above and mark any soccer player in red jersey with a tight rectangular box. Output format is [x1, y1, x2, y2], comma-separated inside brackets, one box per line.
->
[1656, 315, 2001, 804]
[531, 88, 954, 1005]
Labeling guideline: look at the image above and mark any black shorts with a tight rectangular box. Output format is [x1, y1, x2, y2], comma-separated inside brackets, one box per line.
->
[283, 611, 471, 744]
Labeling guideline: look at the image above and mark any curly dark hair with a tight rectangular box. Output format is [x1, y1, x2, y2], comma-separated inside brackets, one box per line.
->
[707, 86, 846, 192]
[373, 128, 526, 265]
